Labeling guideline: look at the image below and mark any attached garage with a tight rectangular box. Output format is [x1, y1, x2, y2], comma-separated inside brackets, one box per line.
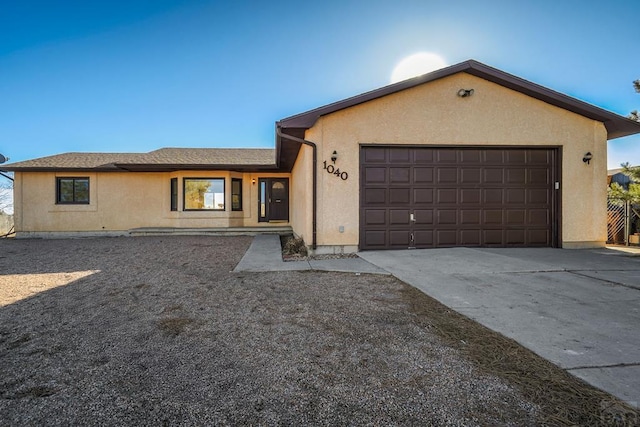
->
[360, 146, 559, 249]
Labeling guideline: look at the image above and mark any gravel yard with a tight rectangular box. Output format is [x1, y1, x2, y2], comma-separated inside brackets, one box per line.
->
[0, 236, 631, 425]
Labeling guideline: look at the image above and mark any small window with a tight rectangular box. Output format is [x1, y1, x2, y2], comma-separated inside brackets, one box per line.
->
[170, 178, 178, 211]
[183, 178, 225, 211]
[231, 179, 242, 211]
[56, 177, 89, 204]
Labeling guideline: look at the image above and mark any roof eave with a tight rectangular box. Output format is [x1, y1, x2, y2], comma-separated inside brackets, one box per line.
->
[278, 59, 640, 140]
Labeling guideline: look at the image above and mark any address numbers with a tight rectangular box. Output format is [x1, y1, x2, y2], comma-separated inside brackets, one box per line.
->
[322, 160, 348, 180]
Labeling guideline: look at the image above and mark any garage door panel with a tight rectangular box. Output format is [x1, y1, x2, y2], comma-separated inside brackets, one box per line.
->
[364, 148, 387, 163]
[365, 188, 387, 204]
[507, 169, 526, 184]
[529, 168, 550, 184]
[389, 188, 410, 204]
[437, 168, 458, 183]
[437, 149, 457, 163]
[437, 209, 457, 224]
[364, 167, 387, 183]
[461, 168, 481, 184]
[364, 209, 386, 225]
[459, 149, 481, 163]
[364, 230, 387, 247]
[460, 189, 481, 204]
[361, 147, 556, 250]
[414, 209, 433, 224]
[484, 169, 504, 184]
[414, 150, 434, 163]
[484, 189, 504, 204]
[437, 230, 457, 246]
[413, 230, 433, 246]
[437, 189, 457, 203]
[461, 210, 481, 224]
[528, 188, 549, 204]
[389, 148, 411, 163]
[506, 189, 525, 204]
[460, 230, 481, 245]
[529, 209, 549, 225]
[389, 230, 410, 246]
[389, 209, 410, 225]
[529, 150, 551, 164]
[414, 167, 434, 183]
[390, 167, 410, 183]
[414, 188, 434, 204]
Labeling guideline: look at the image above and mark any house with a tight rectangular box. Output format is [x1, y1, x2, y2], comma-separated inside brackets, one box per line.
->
[608, 167, 635, 190]
[4, 60, 640, 252]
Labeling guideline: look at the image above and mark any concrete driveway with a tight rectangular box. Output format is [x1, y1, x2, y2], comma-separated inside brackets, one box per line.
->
[358, 247, 640, 405]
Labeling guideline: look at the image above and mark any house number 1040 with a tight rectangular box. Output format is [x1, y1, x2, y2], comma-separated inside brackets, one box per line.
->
[322, 160, 348, 180]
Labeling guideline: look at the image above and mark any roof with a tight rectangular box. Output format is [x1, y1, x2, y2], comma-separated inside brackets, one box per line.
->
[277, 59, 640, 140]
[1, 148, 277, 172]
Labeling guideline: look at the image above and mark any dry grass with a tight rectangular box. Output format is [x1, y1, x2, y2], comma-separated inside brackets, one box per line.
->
[0, 235, 635, 426]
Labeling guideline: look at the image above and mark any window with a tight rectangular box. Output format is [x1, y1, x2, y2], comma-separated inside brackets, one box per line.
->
[56, 177, 89, 204]
[183, 178, 225, 210]
[170, 178, 178, 211]
[231, 178, 242, 211]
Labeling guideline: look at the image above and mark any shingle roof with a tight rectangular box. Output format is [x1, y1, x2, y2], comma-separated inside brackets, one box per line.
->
[1, 148, 276, 172]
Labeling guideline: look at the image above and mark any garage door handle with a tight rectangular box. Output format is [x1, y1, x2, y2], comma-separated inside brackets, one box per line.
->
[410, 213, 416, 222]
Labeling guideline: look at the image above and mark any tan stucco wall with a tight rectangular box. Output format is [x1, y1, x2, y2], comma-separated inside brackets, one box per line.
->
[14, 170, 290, 234]
[300, 72, 608, 249]
[290, 144, 314, 244]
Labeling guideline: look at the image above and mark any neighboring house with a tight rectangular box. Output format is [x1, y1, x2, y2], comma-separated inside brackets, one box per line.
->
[608, 167, 635, 190]
[3, 60, 640, 252]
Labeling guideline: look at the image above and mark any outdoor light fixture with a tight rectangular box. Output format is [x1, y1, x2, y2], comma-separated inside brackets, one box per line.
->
[331, 151, 338, 163]
[583, 152, 593, 165]
[457, 88, 474, 97]
[251, 178, 256, 185]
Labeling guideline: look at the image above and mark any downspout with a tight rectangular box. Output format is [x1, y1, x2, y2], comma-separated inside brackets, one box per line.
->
[276, 125, 317, 250]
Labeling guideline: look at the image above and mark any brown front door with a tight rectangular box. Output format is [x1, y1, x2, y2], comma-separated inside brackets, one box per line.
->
[258, 178, 289, 222]
[360, 147, 559, 250]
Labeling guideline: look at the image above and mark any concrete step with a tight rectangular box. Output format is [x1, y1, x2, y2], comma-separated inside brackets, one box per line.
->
[128, 226, 292, 237]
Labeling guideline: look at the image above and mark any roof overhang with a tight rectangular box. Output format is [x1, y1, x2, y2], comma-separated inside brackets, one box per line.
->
[277, 59, 640, 140]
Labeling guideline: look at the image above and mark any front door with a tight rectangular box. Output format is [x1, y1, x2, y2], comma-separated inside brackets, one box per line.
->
[258, 178, 289, 222]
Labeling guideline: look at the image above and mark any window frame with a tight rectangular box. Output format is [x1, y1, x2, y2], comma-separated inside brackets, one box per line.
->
[170, 178, 178, 211]
[231, 178, 243, 211]
[56, 177, 90, 205]
[182, 178, 225, 211]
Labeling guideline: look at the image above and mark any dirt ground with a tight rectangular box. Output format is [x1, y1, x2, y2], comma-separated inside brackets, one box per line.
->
[0, 236, 635, 426]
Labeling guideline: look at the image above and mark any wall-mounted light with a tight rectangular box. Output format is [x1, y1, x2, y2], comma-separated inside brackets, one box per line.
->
[331, 151, 338, 163]
[582, 152, 593, 165]
[251, 178, 256, 185]
[457, 88, 474, 98]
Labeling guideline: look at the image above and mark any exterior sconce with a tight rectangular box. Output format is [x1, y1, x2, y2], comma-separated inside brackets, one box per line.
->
[331, 151, 338, 163]
[582, 152, 593, 165]
[457, 88, 474, 98]
[251, 178, 256, 185]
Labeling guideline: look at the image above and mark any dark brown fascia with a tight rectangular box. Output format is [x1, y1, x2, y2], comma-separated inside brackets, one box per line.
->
[278, 59, 640, 140]
[0, 163, 286, 173]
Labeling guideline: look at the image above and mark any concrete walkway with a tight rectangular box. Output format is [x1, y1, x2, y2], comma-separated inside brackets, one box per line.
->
[233, 235, 388, 274]
[358, 247, 640, 406]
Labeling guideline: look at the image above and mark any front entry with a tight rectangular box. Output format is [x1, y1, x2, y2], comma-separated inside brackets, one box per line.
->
[258, 178, 289, 222]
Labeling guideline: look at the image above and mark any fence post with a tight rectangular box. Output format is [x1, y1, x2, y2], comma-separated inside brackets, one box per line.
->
[625, 200, 630, 246]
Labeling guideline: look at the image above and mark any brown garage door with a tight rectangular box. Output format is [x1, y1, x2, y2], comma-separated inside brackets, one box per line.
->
[360, 147, 558, 250]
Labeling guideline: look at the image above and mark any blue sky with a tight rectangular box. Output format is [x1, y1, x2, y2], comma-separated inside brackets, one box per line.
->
[0, 0, 638, 169]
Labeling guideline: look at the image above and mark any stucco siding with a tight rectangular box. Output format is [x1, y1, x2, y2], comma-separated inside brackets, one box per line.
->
[290, 144, 313, 244]
[304, 72, 608, 249]
[14, 171, 290, 234]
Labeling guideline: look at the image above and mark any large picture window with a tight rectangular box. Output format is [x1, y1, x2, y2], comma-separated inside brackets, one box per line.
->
[56, 177, 89, 204]
[231, 178, 242, 211]
[183, 178, 225, 211]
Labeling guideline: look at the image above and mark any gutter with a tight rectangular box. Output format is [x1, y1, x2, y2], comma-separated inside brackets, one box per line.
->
[275, 125, 317, 250]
